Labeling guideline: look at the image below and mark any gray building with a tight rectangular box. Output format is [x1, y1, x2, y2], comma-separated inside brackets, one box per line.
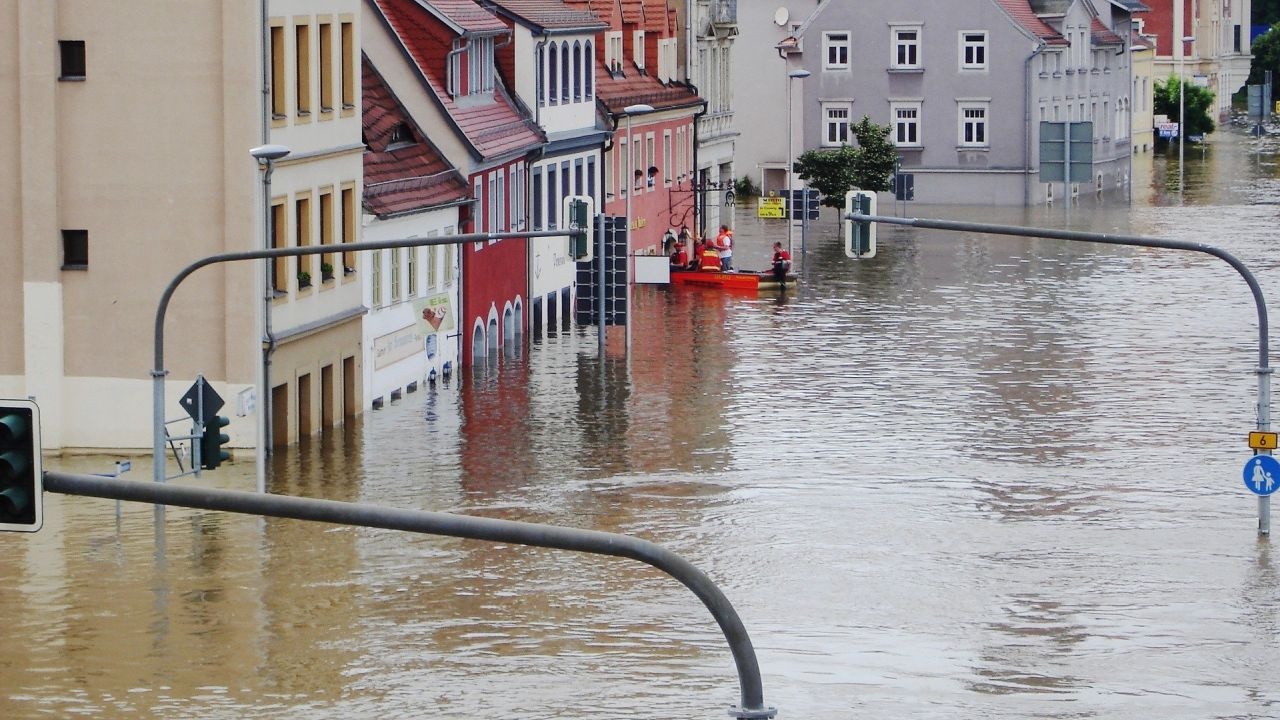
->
[776, 0, 1139, 205]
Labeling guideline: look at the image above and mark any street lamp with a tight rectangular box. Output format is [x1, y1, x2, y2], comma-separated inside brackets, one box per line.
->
[786, 69, 810, 257]
[621, 103, 653, 353]
[1178, 35, 1194, 202]
[249, 144, 289, 493]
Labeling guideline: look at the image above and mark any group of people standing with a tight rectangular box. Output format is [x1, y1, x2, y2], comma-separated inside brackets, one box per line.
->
[669, 225, 735, 272]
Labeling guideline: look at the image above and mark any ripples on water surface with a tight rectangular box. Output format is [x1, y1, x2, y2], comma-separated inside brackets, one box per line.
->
[5, 130, 1280, 719]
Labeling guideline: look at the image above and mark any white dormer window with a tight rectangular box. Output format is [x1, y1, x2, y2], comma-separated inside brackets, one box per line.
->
[605, 31, 623, 73]
[451, 35, 495, 98]
[633, 30, 645, 70]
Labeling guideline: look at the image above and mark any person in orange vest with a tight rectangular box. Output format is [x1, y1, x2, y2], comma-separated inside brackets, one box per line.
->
[669, 240, 689, 269]
[714, 225, 734, 271]
[699, 238, 721, 272]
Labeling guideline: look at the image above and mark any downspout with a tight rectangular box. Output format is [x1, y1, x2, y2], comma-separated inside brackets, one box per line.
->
[1024, 41, 1046, 206]
[535, 32, 550, 127]
[260, 0, 276, 457]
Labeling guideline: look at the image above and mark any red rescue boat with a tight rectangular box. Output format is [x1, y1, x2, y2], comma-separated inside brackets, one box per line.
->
[669, 268, 796, 291]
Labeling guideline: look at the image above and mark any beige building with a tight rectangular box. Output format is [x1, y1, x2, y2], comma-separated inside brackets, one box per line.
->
[1, 1, 363, 454]
[1132, 30, 1156, 153]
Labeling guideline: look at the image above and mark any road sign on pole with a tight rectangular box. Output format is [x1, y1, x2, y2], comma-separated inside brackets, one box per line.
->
[1244, 455, 1280, 496]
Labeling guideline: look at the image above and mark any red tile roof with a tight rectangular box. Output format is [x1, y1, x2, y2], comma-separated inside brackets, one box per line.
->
[422, 0, 508, 34]
[1090, 17, 1125, 46]
[486, 0, 607, 31]
[993, 0, 1069, 45]
[362, 59, 469, 217]
[620, 0, 642, 25]
[372, 0, 545, 162]
[594, 66, 703, 115]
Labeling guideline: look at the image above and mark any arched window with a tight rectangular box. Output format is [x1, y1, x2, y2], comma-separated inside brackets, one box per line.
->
[573, 41, 582, 102]
[560, 41, 570, 103]
[471, 324, 485, 365]
[584, 40, 593, 99]
[549, 43, 559, 105]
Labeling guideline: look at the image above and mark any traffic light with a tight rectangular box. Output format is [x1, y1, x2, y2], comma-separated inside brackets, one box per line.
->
[0, 400, 42, 532]
[200, 415, 231, 470]
[563, 195, 594, 262]
[844, 190, 877, 259]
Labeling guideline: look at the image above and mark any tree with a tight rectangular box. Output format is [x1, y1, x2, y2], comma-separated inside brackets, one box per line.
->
[1153, 75, 1215, 140]
[1249, 24, 1280, 86]
[794, 116, 897, 209]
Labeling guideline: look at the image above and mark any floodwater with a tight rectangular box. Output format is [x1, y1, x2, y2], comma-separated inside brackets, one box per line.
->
[6, 127, 1280, 719]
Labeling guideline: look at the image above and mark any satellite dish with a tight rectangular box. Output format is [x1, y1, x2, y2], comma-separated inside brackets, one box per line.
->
[774, 7, 789, 26]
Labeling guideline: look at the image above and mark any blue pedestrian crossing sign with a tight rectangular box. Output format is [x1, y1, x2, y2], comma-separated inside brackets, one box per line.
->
[1243, 455, 1280, 496]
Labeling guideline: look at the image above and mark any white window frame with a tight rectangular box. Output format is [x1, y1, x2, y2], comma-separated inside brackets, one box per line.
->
[821, 102, 851, 146]
[633, 30, 645, 70]
[605, 31, 622, 73]
[663, 130, 673, 186]
[823, 31, 850, 70]
[960, 31, 987, 70]
[891, 101, 922, 147]
[958, 101, 990, 148]
[891, 25, 922, 70]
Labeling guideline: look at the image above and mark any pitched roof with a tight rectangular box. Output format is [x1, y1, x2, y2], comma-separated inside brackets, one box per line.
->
[362, 59, 469, 217]
[594, 66, 703, 115]
[1107, 0, 1150, 12]
[1090, 16, 1125, 46]
[993, 0, 1069, 46]
[486, 0, 608, 32]
[421, 0, 508, 34]
[371, 0, 546, 162]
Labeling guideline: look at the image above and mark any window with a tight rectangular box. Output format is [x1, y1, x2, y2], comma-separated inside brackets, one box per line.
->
[59, 40, 86, 80]
[371, 250, 382, 307]
[341, 185, 357, 274]
[271, 201, 287, 293]
[587, 156, 596, 198]
[961, 32, 987, 70]
[407, 245, 417, 296]
[270, 26, 286, 117]
[823, 32, 849, 70]
[633, 31, 645, 69]
[663, 131, 673, 186]
[605, 32, 623, 73]
[573, 41, 582, 102]
[319, 190, 334, 281]
[388, 122, 414, 148]
[892, 26, 921, 69]
[822, 103, 851, 146]
[892, 102, 921, 146]
[546, 165, 558, 229]
[469, 36, 495, 95]
[295, 195, 312, 287]
[427, 231, 440, 288]
[390, 248, 402, 302]
[443, 228, 455, 285]
[575, 158, 584, 195]
[549, 43, 559, 104]
[319, 22, 333, 113]
[341, 21, 355, 109]
[959, 103, 989, 147]
[532, 168, 544, 230]
[584, 40, 594, 98]
[295, 22, 312, 117]
[561, 41, 570, 103]
[61, 229, 88, 269]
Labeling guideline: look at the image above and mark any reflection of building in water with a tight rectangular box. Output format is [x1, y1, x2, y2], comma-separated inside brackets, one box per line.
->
[459, 358, 535, 497]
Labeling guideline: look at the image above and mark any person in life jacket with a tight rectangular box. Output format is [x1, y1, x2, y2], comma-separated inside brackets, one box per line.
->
[669, 240, 689, 269]
[771, 241, 792, 289]
[699, 239, 721, 272]
[714, 225, 734, 271]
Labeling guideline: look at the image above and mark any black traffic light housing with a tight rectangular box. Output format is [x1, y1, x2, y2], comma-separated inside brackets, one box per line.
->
[200, 415, 231, 470]
[0, 400, 42, 532]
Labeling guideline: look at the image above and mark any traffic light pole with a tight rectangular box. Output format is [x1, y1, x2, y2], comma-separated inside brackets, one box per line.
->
[848, 211, 1273, 535]
[152, 230, 584, 486]
[42, 469, 776, 719]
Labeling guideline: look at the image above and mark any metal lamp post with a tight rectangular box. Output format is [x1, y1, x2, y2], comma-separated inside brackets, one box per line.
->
[248, 144, 289, 493]
[622, 103, 653, 353]
[1179, 34, 1194, 201]
[786, 69, 810, 257]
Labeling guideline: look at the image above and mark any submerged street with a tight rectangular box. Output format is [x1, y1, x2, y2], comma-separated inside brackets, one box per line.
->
[6, 127, 1280, 718]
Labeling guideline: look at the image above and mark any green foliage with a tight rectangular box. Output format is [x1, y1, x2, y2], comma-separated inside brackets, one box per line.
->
[733, 174, 759, 198]
[794, 116, 897, 208]
[1153, 75, 1216, 139]
[1249, 24, 1280, 85]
